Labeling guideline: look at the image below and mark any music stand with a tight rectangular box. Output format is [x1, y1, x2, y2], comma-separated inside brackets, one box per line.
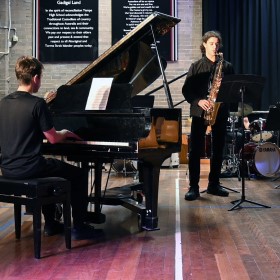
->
[217, 74, 270, 210]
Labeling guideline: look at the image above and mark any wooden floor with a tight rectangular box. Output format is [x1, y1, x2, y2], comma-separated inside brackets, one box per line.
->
[1, 162, 280, 280]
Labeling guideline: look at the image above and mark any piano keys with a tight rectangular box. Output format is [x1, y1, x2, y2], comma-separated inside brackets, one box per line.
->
[43, 12, 181, 231]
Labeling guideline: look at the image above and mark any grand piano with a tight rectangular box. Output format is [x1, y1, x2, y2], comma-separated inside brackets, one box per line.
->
[43, 12, 182, 231]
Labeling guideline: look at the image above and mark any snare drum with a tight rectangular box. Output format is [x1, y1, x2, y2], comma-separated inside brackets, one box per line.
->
[240, 142, 280, 177]
[249, 119, 273, 142]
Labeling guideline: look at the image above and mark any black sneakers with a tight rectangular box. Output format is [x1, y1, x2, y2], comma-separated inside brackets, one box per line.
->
[44, 221, 104, 240]
[44, 220, 64, 236]
[72, 224, 105, 240]
[184, 186, 200, 201]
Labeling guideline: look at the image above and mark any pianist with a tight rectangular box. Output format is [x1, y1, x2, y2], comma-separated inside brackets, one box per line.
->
[0, 56, 102, 240]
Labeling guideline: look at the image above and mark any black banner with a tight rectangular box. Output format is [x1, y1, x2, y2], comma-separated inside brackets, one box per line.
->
[33, 0, 98, 62]
[111, 0, 177, 61]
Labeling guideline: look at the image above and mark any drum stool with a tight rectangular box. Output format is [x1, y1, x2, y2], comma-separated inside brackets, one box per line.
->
[0, 176, 71, 259]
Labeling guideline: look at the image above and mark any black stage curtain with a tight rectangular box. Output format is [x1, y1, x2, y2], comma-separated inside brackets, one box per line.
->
[202, 0, 280, 110]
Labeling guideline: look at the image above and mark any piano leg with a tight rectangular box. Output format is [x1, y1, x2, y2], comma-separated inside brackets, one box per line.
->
[85, 161, 106, 224]
[85, 153, 172, 231]
[139, 161, 160, 231]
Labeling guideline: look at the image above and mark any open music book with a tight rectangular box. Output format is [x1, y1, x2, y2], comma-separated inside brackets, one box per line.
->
[85, 78, 114, 110]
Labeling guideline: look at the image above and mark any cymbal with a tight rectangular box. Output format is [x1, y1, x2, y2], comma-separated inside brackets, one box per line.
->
[230, 102, 253, 117]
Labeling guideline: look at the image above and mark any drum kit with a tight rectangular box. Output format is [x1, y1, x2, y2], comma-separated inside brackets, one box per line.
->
[112, 159, 138, 178]
[222, 105, 280, 179]
[222, 114, 241, 178]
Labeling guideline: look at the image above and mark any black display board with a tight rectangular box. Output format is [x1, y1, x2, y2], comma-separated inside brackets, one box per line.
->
[111, 0, 178, 61]
[33, 0, 98, 62]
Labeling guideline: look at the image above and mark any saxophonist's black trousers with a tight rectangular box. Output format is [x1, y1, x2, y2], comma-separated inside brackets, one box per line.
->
[188, 107, 228, 188]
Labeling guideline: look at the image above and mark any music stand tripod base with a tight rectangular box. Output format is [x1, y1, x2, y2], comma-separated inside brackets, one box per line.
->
[200, 185, 239, 194]
[229, 197, 271, 211]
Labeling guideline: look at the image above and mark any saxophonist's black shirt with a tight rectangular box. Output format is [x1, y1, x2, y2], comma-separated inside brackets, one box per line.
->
[182, 56, 234, 118]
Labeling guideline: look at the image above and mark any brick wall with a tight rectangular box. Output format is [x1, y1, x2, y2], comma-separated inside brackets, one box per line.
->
[0, 0, 203, 134]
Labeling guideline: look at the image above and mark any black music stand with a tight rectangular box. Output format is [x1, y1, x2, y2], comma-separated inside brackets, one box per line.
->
[217, 74, 270, 210]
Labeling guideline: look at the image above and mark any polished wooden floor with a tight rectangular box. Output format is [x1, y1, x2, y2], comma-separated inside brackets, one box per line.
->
[1, 161, 280, 280]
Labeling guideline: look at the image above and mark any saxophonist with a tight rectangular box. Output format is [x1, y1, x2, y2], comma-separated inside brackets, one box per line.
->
[182, 31, 234, 201]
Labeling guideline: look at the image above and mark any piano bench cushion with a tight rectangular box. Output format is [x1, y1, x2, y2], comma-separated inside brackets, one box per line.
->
[157, 120, 179, 143]
[139, 123, 159, 149]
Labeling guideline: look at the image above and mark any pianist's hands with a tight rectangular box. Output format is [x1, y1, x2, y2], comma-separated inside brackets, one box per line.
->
[59, 129, 83, 142]
[44, 90, 57, 104]
[43, 128, 82, 144]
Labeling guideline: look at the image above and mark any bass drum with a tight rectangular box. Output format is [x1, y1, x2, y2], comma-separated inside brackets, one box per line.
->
[240, 142, 280, 177]
[112, 159, 138, 174]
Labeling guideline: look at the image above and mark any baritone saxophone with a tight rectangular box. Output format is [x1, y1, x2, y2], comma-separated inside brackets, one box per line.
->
[204, 52, 224, 126]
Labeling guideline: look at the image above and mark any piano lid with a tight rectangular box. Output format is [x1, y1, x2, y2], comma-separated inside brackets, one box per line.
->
[62, 12, 180, 97]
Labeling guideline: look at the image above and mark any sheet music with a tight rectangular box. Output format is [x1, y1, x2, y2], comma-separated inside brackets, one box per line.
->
[85, 78, 114, 110]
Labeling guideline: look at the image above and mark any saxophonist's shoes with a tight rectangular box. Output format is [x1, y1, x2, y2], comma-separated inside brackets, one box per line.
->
[207, 184, 229, 197]
[185, 186, 200, 201]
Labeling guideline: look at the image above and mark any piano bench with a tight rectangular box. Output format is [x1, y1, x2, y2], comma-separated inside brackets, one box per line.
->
[0, 176, 71, 259]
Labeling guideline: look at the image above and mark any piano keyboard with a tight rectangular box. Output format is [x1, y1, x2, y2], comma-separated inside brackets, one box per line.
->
[43, 139, 130, 147]
[75, 140, 130, 147]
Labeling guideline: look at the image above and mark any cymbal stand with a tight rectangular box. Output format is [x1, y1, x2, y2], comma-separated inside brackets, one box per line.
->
[229, 86, 270, 210]
[257, 118, 264, 143]
[222, 115, 241, 182]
